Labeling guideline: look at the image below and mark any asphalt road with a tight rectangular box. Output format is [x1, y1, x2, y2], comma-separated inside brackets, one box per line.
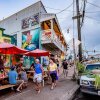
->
[73, 92, 100, 100]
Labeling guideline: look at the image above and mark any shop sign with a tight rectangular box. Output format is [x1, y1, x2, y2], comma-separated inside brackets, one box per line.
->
[22, 13, 39, 29]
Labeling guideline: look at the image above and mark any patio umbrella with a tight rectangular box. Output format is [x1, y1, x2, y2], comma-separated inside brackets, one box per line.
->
[25, 49, 49, 57]
[0, 43, 28, 54]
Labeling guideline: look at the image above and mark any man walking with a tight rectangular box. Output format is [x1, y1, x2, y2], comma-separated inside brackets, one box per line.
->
[33, 59, 44, 94]
[62, 59, 68, 78]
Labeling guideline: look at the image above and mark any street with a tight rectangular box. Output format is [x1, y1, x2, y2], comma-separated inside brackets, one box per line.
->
[0, 66, 79, 100]
[73, 91, 100, 100]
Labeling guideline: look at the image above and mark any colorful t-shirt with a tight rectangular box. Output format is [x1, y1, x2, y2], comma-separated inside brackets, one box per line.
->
[48, 63, 57, 72]
[8, 70, 18, 84]
[21, 71, 28, 81]
[34, 63, 42, 74]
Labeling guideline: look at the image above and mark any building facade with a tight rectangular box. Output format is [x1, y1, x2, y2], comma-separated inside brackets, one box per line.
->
[0, 1, 67, 67]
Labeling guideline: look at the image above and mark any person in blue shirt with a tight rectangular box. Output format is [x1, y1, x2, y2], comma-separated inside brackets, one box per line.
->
[8, 66, 24, 92]
[33, 59, 44, 94]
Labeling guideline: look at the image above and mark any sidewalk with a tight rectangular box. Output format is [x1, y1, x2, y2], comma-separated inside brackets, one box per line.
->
[1, 66, 79, 100]
[60, 65, 75, 79]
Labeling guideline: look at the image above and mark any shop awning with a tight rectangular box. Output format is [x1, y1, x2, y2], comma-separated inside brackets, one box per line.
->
[0, 43, 28, 54]
[24, 49, 49, 57]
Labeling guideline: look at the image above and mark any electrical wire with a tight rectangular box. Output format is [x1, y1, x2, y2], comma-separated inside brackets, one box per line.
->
[86, 11, 100, 13]
[45, 5, 100, 14]
[44, 6, 62, 11]
[80, 0, 84, 12]
[56, 2, 73, 14]
[85, 15, 100, 22]
[81, 0, 87, 27]
[87, 1, 100, 9]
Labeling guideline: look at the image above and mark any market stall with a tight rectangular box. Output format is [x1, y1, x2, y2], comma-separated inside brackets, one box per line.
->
[24, 49, 49, 82]
[0, 43, 28, 84]
[24, 49, 49, 57]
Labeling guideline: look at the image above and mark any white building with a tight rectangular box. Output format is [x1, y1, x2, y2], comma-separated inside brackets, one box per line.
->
[0, 1, 67, 58]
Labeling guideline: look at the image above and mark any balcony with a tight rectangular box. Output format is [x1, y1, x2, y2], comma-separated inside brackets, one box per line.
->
[41, 29, 66, 53]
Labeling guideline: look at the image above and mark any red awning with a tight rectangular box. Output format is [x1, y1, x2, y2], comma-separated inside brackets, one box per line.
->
[0, 43, 28, 54]
[25, 49, 49, 57]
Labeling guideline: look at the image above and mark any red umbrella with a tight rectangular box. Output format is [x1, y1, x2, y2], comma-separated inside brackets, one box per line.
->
[25, 49, 49, 57]
[0, 43, 28, 54]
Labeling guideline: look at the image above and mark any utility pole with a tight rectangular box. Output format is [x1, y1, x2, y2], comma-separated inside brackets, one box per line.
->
[76, 0, 82, 62]
[73, 0, 82, 62]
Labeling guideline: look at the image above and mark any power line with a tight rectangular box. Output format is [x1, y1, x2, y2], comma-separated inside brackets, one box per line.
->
[80, 0, 84, 12]
[44, 1, 100, 15]
[87, 1, 100, 9]
[44, 5, 76, 13]
[56, 2, 73, 14]
[81, 0, 87, 27]
[44, 6, 62, 11]
[86, 11, 100, 13]
[85, 15, 100, 22]
[45, 5, 100, 14]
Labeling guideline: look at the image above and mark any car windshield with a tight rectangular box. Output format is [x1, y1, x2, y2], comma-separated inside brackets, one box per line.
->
[86, 64, 100, 71]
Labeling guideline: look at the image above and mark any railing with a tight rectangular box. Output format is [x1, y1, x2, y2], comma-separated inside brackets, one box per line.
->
[52, 30, 62, 50]
[41, 29, 66, 53]
[41, 29, 52, 42]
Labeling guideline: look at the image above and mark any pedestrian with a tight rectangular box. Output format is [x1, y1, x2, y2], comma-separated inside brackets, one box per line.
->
[8, 66, 24, 92]
[48, 58, 58, 90]
[33, 59, 44, 94]
[55, 59, 60, 70]
[0, 56, 4, 71]
[20, 68, 28, 87]
[62, 59, 68, 78]
[30, 61, 35, 70]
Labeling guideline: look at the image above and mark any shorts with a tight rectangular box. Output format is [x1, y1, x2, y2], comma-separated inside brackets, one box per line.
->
[33, 73, 42, 83]
[17, 80, 23, 85]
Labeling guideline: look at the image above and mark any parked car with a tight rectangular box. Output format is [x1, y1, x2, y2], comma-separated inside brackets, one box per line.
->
[80, 63, 100, 96]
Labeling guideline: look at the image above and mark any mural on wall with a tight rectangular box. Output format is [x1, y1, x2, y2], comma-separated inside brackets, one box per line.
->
[22, 28, 40, 51]
[11, 34, 17, 45]
[0, 29, 11, 67]
[0, 32, 11, 43]
[22, 13, 39, 29]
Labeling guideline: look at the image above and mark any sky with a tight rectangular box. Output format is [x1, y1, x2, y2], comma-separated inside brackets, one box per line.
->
[0, 0, 100, 55]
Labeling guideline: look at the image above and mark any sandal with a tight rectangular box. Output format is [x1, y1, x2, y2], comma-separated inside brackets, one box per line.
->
[16, 89, 21, 93]
[54, 84, 57, 87]
[51, 86, 54, 90]
[37, 90, 40, 94]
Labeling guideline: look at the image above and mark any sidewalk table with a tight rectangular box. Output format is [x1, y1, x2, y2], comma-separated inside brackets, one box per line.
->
[27, 71, 35, 73]
[0, 76, 8, 85]
[27, 71, 34, 80]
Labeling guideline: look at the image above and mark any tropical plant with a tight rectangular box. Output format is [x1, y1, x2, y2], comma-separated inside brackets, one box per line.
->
[76, 62, 85, 74]
[95, 75, 100, 89]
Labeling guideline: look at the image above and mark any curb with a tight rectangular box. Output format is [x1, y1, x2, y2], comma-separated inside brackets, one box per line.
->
[60, 85, 80, 100]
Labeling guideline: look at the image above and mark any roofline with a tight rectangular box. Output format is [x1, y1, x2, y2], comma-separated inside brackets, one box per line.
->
[0, 1, 46, 22]
[40, 13, 55, 22]
[40, 1, 47, 13]
[55, 14, 67, 46]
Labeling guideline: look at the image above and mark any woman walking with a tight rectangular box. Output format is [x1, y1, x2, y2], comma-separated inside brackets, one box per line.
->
[48, 58, 58, 90]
